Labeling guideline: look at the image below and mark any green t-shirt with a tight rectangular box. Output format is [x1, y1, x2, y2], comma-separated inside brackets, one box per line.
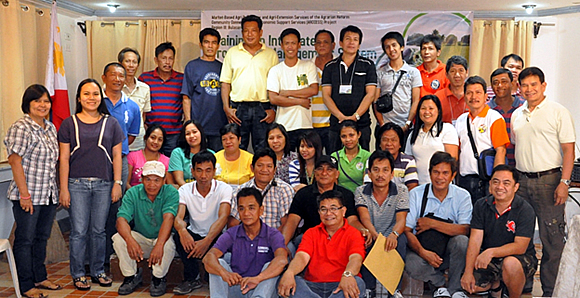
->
[168, 147, 215, 183]
[117, 184, 179, 239]
[331, 145, 371, 193]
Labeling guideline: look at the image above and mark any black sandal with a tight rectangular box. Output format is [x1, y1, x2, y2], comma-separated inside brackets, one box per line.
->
[73, 276, 91, 291]
[91, 272, 113, 287]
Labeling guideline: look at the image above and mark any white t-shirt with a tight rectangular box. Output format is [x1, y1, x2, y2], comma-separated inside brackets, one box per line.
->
[178, 179, 232, 237]
[267, 59, 317, 131]
[405, 122, 459, 184]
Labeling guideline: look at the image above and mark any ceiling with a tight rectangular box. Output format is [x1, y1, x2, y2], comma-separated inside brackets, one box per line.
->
[33, 0, 580, 18]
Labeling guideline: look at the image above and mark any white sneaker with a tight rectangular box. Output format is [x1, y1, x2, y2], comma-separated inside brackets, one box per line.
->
[433, 287, 451, 298]
[451, 291, 469, 298]
[392, 289, 404, 298]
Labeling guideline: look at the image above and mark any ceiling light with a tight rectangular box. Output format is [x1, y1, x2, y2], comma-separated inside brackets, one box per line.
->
[107, 4, 119, 13]
[522, 4, 536, 14]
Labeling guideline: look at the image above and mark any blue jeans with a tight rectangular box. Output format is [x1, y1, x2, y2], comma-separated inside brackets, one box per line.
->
[291, 275, 366, 298]
[161, 133, 180, 156]
[234, 103, 270, 151]
[207, 135, 224, 152]
[457, 174, 489, 205]
[105, 155, 128, 264]
[11, 201, 57, 293]
[68, 178, 112, 279]
[287, 129, 313, 152]
[209, 259, 278, 298]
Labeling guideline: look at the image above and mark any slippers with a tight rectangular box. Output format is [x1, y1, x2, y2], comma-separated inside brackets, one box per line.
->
[73, 276, 91, 291]
[91, 273, 113, 287]
[35, 280, 62, 291]
[23, 288, 47, 298]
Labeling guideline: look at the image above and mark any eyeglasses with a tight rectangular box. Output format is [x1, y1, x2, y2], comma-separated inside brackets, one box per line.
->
[318, 206, 343, 214]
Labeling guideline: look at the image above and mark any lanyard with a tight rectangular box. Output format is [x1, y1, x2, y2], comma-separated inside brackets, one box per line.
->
[339, 59, 357, 86]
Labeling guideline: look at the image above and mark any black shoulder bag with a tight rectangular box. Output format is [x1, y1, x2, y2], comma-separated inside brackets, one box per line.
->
[415, 184, 453, 257]
[376, 70, 407, 113]
[465, 119, 506, 180]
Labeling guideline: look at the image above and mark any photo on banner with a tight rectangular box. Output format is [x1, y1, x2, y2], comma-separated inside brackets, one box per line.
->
[200, 10, 472, 67]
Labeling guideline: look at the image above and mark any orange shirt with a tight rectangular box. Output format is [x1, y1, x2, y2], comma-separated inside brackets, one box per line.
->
[417, 60, 449, 98]
[435, 87, 468, 124]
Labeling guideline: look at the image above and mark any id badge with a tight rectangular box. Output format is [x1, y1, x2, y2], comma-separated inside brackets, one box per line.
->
[339, 85, 352, 94]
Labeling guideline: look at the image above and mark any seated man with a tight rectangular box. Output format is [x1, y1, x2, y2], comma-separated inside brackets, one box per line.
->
[229, 148, 295, 230]
[173, 150, 232, 294]
[461, 165, 537, 298]
[281, 155, 366, 254]
[113, 161, 179, 296]
[356, 150, 409, 297]
[203, 187, 288, 297]
[278, 190, 366, 298]
[405, 152, 472, 298]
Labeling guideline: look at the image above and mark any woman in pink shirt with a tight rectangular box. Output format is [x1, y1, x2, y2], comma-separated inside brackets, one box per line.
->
[126, 124, 169, 188]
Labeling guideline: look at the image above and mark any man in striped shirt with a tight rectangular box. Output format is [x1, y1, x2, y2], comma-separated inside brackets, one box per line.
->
[139, 42, 184, 156]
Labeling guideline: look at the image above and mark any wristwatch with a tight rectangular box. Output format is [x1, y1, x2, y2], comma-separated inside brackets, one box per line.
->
[354, 113, 360, 121]
[405, 120, 412, 127]
[561, 179, 571, 186]
[392, 230, 400, 238]
[115, 180, 123, 186]
[342, 271, 353, 278]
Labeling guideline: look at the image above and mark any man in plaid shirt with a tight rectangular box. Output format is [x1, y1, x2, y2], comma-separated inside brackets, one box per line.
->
[228, 148, 295, 230]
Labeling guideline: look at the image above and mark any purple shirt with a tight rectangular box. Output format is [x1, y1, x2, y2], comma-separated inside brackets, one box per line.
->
[213, 221, 285, 277]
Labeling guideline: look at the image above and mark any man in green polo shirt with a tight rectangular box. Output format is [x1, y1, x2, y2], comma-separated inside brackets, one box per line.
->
[112, 161, 179, 297]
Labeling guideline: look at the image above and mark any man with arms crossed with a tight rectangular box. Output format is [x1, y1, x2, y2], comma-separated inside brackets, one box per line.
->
[461, 165, 537, 298]
[511, 66, 575, 297]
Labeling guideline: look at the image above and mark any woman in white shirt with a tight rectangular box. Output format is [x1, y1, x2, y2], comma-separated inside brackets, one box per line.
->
[405, 95, 459, 184]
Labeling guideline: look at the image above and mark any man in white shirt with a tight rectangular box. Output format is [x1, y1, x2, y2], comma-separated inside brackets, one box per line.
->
[173, 150, 232, 294]
[267, 28, 318, 151]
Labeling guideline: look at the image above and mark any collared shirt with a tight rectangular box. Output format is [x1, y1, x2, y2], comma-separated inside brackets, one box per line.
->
[455, 106, 510, 176]
[405, 123, 458, 184]
[406, 183, 472, 232]
[123, 78, 151, 151]
[363, 152, 419, 186]
[435, 86, 468, 124]
[321, 54, 377, 129]
[104, 90, 141, 155]
[289, 182, 357, 232]
[117, 184, 179, 239]
[511, 97, 576, 172]
[298, 219, 366, 283]
[138, 68, 184, 135]
[213, 221, 285, 278]
[4, 115, 59, 204]
[354, 182, 409, 235]
[310, 55, 336, 128]
[417, 60, 449, 97]
[231, 178, 295, 229]
[487, 95, 525, 167]
[220, 42, 279, 103]
[331, 145, 371, 193]
[472, 194, 536, 256]
[376, 61, 423, 127]
[178, 179, 232, 237]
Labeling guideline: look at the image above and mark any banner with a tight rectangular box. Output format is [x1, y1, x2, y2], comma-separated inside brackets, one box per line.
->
[201, 10, 472, 68]
[45, 0, 70, 130]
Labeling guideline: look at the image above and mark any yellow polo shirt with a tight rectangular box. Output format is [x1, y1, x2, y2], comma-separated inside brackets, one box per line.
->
[220, 42, 279, 103]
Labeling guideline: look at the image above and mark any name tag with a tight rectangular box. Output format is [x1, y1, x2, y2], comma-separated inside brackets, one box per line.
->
[257, 246, 269, 253]
[339, 85, 352, 94]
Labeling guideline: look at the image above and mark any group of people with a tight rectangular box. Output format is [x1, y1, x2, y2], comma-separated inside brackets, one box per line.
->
[4, 12, 575, 298]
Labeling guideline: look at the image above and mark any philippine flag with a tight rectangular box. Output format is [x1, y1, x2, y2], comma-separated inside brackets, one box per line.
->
[44, 0, 70, 130]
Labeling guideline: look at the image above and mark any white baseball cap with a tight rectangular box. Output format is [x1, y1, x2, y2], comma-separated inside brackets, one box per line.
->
[142, 161, 165, 178]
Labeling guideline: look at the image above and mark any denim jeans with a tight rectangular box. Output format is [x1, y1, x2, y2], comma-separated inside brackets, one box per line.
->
[287, 129, 313, 152]
[161, 133, 180, 156]
[207, 135, 224, 152]
[11, 200, 57, 293]
[457, 174, 489, 205]
[291, 275, 366, 298]
[209, 259, 278, 298]
[313, 127, 330, 155]
[234, 103, 270, 151]
[173, 230, 219, 281]
[68, 178, 112, 279]
[104, 155, 128, 265]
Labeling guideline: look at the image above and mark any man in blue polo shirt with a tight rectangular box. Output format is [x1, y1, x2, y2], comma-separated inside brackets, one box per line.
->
[203, 187, 288, 297]
[322, 25, 377, 152]
[102, 61, 141, 268]
[139, 42, 184, 156]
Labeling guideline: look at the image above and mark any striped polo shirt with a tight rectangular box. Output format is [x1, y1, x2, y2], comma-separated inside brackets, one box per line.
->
[139, 68, 184, 135]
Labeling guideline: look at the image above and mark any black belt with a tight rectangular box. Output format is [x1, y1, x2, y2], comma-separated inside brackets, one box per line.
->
[518, 167, 561, 178]
[231, 101, 271, 109]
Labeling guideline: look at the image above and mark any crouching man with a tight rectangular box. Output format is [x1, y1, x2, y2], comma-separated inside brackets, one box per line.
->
[113, 161, 179, 296]
[203, 187, 288, 297]
[461, 165, 537, 298]
[278, 190, 366, 298]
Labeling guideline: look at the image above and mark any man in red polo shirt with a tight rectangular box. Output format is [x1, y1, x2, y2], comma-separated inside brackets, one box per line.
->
[417, 34, 449, 98]
[434, 56, 469, 125]
[278, 190, 366, 298]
